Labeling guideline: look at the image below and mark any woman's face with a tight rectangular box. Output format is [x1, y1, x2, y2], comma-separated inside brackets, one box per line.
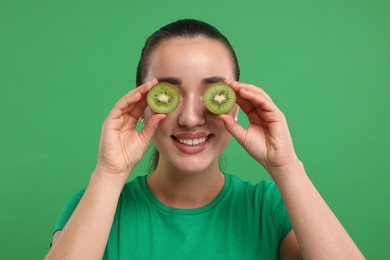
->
[144, 36, 237, 173]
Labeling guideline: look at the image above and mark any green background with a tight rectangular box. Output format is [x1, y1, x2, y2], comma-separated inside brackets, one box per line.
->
[1, 0, 389, 259]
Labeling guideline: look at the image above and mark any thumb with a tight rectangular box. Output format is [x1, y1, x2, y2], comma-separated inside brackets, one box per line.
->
[139, 114, 167, 143]
[218, 114, 247, 145]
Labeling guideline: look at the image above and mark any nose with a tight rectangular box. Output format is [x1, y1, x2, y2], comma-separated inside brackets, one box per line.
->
[177, 94, 206, 128]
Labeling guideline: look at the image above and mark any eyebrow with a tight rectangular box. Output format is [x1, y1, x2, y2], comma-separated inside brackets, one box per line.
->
[201, 76, 225, 85]
[157, 77, 182, 85]
[156, 76, 225, 85]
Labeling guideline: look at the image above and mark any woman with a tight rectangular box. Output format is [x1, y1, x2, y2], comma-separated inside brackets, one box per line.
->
[46, 19, 364, 259]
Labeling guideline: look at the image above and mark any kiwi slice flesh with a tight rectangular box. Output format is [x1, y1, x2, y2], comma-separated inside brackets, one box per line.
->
[147, 82, 180, 113]
[203, 84, 236, 114]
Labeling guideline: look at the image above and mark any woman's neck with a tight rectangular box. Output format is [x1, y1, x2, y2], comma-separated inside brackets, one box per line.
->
[146, 161, 225, 209]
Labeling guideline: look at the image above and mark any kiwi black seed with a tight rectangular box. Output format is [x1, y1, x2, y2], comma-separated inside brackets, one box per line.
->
[203, 84, 236, 114]
[147, 82, 180, 113]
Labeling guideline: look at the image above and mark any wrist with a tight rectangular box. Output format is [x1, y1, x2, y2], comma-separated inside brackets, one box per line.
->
[266, 159, 306, 182]
[90, 168, 130, 191]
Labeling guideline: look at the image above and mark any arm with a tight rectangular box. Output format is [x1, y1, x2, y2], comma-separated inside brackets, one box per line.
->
[274, 160, 365, 259]
[45, 171, 126, 259]
[45, 79, 166, 259]
[280, 230, 302, 260]
[220, 81, 365, 259]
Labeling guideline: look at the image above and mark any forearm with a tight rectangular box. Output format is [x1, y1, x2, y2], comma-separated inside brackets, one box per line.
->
[45, 170, 127, 260]
[269, 160, 365, 259]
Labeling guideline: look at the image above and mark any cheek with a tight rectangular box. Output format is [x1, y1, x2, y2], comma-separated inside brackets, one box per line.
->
[207, 115, 231, 142]
[151, 133, 167, 155]
[150, 117, 174, 147]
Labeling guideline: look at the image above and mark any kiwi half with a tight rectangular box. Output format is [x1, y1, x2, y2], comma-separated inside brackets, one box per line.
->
[147, 82, 180, 113]
[203, 84, 236, 114]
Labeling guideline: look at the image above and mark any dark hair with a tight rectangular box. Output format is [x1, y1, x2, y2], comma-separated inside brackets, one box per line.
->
[136, 18, 240, 86]
[136, 19, 240, 172]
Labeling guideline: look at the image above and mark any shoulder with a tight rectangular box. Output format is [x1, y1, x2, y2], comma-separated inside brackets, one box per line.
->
[226, 174, 286, 212]
[64, 176, 145, 206]
[122, 175, 145, 194]
[227, 174, 292, 237]
[119, 175, 150, 204]
[227, 173, 278, 197]
[63, 187, 87, 207]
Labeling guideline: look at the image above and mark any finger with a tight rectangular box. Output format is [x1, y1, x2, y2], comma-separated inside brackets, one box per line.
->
[119, 99, 150, 130]
[234, 92, 256, 115]
[139, 114, 167, 143]
[124, 96, 148, 120]
[239, 88, 276, 112]
[229, 81, 273, 101]
[224, 80, 276, 117]
[218, 114, 247, 145]
[236, 89, 284, 124]
[121, 78, 158, 102]
[231, 89, 269, 120]
[117, 78, 157, 110]
[223, 79, 234, 85]
[222, 80, 257, 114]
[108, 79, 158, 119]
[240, 88, 281, 117]
[107, 92, 142, 120]
[137, 78, 159, 94]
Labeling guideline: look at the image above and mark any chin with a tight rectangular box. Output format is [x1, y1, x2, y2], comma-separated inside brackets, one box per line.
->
[170, 156, 217, 174]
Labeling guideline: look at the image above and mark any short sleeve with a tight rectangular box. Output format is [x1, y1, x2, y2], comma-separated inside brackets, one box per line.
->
[264, 181, 293, 244]
[52, 188, 86, 235]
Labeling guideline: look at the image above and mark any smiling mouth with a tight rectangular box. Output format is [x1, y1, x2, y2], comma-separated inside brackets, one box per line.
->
[172, 135, 213, 146]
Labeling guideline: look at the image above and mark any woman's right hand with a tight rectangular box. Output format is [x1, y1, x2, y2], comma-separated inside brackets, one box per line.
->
[94, 79, 166, 179]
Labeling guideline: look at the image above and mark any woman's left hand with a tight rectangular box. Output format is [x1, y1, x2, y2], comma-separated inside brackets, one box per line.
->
[219, 81, 299, 173]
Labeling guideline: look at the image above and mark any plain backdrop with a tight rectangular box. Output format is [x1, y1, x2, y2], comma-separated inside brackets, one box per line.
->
[1, 0, 389, 259]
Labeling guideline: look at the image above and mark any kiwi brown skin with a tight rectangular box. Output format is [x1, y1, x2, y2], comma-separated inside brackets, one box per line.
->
[147, 82, 180, 114]
[203, 84, 236, 114]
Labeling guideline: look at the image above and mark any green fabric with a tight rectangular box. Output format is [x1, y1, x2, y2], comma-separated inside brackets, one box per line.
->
[53, 174, 292, 259]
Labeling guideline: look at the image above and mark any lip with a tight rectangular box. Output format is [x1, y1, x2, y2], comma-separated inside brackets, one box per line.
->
[171, 132, 213, 154]
[174, 132, 210, 139]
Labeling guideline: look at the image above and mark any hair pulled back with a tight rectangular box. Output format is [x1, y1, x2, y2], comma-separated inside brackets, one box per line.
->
[136, 19, 240, 86]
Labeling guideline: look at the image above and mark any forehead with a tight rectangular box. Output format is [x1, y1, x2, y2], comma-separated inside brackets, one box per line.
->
[146, 37, 235, 82]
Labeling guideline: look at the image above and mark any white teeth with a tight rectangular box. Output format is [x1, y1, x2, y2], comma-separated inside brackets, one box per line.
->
[178, 136, 208, 146]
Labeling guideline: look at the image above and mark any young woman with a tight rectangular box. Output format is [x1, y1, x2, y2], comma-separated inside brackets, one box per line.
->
[46, 19, 364, 259]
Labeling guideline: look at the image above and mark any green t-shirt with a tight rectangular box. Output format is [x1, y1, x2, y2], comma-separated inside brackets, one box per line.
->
[53, 174, 292, 259]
